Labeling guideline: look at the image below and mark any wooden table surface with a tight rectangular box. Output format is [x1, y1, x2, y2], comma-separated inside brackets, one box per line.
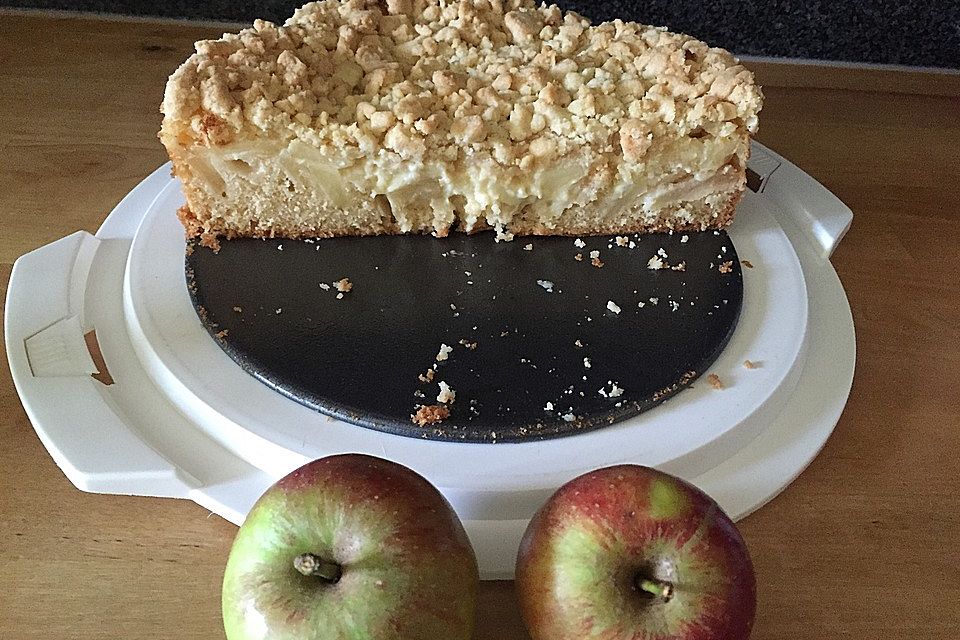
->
[2, 12, 959, 639]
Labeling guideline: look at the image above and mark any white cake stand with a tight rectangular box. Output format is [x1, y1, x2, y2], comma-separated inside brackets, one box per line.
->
[5, 142, 854, 578]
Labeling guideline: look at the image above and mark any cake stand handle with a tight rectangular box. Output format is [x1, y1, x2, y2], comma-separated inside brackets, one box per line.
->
[748, 141, 854, 259]
[5, 231, 198, 497]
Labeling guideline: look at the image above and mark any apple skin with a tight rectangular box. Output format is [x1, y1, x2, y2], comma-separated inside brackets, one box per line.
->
[516, 465, 756, 640]
[222, 454, 478, 640]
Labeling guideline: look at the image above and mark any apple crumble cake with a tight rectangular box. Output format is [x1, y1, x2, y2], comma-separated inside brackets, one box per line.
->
[160, 0, 762, 245]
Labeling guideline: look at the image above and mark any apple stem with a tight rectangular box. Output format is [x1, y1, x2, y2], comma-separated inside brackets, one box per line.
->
[637, 578, 674, 601]
[293, 553, 342, 583]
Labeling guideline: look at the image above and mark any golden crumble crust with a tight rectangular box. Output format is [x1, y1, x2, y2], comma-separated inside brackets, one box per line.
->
[161, 0, 762, 170]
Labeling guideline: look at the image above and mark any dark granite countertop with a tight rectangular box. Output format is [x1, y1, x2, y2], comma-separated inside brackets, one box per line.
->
[4, 0, 959, 68]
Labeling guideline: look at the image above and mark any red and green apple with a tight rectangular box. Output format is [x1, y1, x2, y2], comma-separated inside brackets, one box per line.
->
[222, 454, 478, 640]
[516, 465, 756, 640]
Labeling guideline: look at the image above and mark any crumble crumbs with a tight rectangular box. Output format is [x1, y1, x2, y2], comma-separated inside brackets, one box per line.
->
[599, 382, 624, 398]
[718, 261, 734, 274]
[741, 260, 754, 268]
[418, 368, 436, 383]
[707, 373, 724, 389]
[494, 225, 514, 242]
[649, 254, 685, 271]
[606, 300, 621, 314]
[412, 404, 450, 427]
[537, 279, 555, 292]
[334, 278, 353, 292]
[436, 343, 453, 361]
[437, 381, 456, 404]
[743, 359, 759, 369]
[574, 252, 583, 261]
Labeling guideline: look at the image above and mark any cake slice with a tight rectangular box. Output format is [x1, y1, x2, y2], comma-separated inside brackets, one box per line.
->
[160, 0, 762, 246]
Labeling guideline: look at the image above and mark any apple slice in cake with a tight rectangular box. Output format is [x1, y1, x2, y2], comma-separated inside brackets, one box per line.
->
[160, 0, 762, 246]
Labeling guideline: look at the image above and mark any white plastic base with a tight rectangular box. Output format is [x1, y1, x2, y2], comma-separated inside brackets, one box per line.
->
[5, 143, 855, 578]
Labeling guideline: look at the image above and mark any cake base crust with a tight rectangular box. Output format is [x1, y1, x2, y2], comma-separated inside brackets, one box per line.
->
[178, 186, 743, 251]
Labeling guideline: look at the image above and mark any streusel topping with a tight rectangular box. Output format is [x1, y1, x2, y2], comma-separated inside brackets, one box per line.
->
[163, 0, 761, 168]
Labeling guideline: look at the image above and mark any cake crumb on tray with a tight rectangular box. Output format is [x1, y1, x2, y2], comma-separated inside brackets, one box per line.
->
[412, 405, 450, 427]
